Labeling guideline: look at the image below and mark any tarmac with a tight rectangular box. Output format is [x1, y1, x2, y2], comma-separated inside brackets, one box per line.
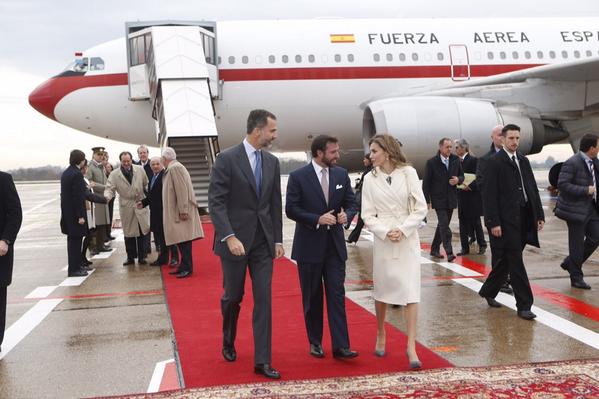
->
[0, 174, 597, 398]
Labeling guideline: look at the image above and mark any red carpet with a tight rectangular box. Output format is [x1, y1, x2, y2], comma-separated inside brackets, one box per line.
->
[162, 223, 452, 388]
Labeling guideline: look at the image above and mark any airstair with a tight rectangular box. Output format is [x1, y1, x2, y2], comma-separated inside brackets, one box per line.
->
[125, 21, 220, 208]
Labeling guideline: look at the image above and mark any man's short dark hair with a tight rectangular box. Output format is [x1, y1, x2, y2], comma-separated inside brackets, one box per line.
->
[247, 109, 276, 134]
[580, 133, 599, 152]
[501, 124, 521, 136]
[69, 149, 86, 166]
[311, 135, 338, 157]
[438, 137, 452, 146]
[119, 151, 133, 161]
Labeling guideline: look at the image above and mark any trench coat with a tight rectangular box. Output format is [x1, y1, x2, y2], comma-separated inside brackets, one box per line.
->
[104, 165, 150, 237]
[85, 160, 110, 225]
[361, 166, 428, 305]
[162, 160, 204, 246]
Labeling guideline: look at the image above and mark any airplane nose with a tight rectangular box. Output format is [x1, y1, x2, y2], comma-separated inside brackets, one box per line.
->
[29, 78, 59, 121]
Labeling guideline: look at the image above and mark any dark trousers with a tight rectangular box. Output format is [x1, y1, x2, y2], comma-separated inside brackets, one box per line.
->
[220, 226, 273, 365]
[67, 236, 83, 274]
[143, 232, 151, 254]
[297, 234, 350, 351]
[0, 286, 6, 347]
[177, 240, 193, 272]
[347, 216, 364, 243]
[107, 198, 115, 237]
[459, 217, 487, 252]
[431, 208, 454, 255]
[81, 229, 94, 261]
[563, 206, 599, 281]
[94, 224, 107, 250]
[124, 235, 146, 260]
[154, 228, 179, 264]
[479, 206, 533, 311]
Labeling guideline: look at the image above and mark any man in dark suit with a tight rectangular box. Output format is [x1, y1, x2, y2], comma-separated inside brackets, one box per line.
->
[423, 137, 464, 262]
[138, 157, 179, 267]
[60, 150, 89, 277]
[476, 125, 513, 294]
[286, 135, 358, 360]
[208, 109, 284, 379]
[0, 171, 22, 353]
[135, 145, 153, 254]
[478, 124, 545, 320]
[555, 133, 599, 290]
[454, 139, 487, 256]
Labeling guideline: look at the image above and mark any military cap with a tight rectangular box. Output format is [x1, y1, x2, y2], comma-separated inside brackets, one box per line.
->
[92, 146, 106, 154]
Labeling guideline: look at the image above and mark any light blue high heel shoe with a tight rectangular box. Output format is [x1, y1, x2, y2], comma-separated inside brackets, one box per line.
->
[406, 351, 422, 369]
[374, 336, 386, 357]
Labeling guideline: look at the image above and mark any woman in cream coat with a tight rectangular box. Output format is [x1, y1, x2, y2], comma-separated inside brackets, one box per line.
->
[361, 134, 428, 368]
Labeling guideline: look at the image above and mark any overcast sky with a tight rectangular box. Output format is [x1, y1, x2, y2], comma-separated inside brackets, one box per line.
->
[1, 0, 598, 169]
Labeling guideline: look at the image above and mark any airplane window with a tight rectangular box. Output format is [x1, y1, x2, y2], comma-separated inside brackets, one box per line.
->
[218, 56, 222, 65]
[90, 57, 105, 71]
[386, 53, 393, 62]
[242, 56, 249, 64]
[255, 55, 262, 64]
[512, 51, 519, 60]
[524, 51, 531, 59]
[574, 50, 581, 58]
[71, 57, 89, 72]
[228, 56, 235, 64]
[437, 52, 444, 61]
[487, 51, 494, 60]
[308, 54, 315, 63]
[347, 54, 354, 62]
[411, 53, 418, 61]
[399, 53, 406, 61]
[562, 50, 568, 59]
[295, 55, 302, 63]
[586, 50, 593, 57]
[549, 50, 556, 59]
[268, 55, 275, 64]
[334, 54, 342, 62]
[537, 51, 543, 59]
[500, 51, 506, 60]
[282, 55, 289, 63]
[373, 53, 381, 62]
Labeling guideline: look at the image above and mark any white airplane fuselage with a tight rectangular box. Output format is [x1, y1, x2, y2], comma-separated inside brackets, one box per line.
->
[29, 17, 599, 166]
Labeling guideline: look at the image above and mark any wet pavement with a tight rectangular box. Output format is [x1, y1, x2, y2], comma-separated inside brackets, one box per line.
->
[0, 177, 597, 398]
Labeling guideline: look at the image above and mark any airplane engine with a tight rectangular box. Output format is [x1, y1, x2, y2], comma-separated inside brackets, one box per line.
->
[362, 96, 547, 174]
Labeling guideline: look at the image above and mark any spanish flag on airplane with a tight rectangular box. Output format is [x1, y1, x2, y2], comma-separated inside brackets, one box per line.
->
[330, 34, 355, 43]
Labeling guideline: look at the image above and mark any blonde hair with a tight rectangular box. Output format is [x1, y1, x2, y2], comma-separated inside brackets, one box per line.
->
[369, 134, 409, 176]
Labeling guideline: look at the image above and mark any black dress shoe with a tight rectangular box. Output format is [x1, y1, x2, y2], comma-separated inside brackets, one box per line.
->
[80, 264, 91, 272]
[254, 364, 280, 379]
[310, 344, 325, 358]
[560, 261, 569, 271]
[176, 270, 192, 279]
[447, 254, 456, 262]
[499, 282, 513, 294]
[222, 346, 236, 362]
[485, 297, 501, 308]
[138, 258, 148, 265]
[429, 251, 443, 259]
[68, 269, 88, 277]
[169, 269, 182, 275]
[456, 250, 469, 256]
[82, 259, 93, 266]
[477, 246, 487, 255]
[108, 235, 116, 240]
[169, 259, 179, 267]
[123, 259, 135, 266]
[517, 310, 537, 320]
[332, 348, 359, 359]
[571, 280, 591, 289]
[150, 260, 162, 266]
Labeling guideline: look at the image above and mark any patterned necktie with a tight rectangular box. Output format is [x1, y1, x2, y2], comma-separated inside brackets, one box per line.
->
[150, 174, 158, 190]
[443, 158, 449, 170]
[254, 150, 262, 196]
[589, 159, 597, 201]
[321, 168, 329, 204]
[512, 155, 528, 203]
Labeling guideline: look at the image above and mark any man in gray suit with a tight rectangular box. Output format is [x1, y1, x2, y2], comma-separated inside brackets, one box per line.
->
[208, 109, 284, 379]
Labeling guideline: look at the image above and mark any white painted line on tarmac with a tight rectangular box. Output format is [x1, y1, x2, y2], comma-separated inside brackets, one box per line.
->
[436, 261, 484, 277]
[25, 286, 58, 299]
[59, 269, 95, 286]
[0, 298, 63, 360]
[432, 262, 599, 351]
[420, 256, 436, 264]
[147, 359, 175, 393]
[22, 197, 58, 216]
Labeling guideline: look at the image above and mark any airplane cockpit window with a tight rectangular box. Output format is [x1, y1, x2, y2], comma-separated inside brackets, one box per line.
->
[66, 57, 89, 72]
[90, 57, 105, 71]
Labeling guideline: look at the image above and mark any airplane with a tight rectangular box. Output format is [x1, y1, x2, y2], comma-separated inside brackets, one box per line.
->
[28, 17, 599, 173]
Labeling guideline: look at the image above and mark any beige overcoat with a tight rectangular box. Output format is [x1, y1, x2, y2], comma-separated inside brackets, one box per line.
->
[361, 166, 428, 305]
[104, 165, 150, 237]
[85, 160, 110, 225]
[162, 160, 204, 246]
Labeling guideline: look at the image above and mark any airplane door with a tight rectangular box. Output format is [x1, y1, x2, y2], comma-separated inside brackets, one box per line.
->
[449, 44, 470, 81]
